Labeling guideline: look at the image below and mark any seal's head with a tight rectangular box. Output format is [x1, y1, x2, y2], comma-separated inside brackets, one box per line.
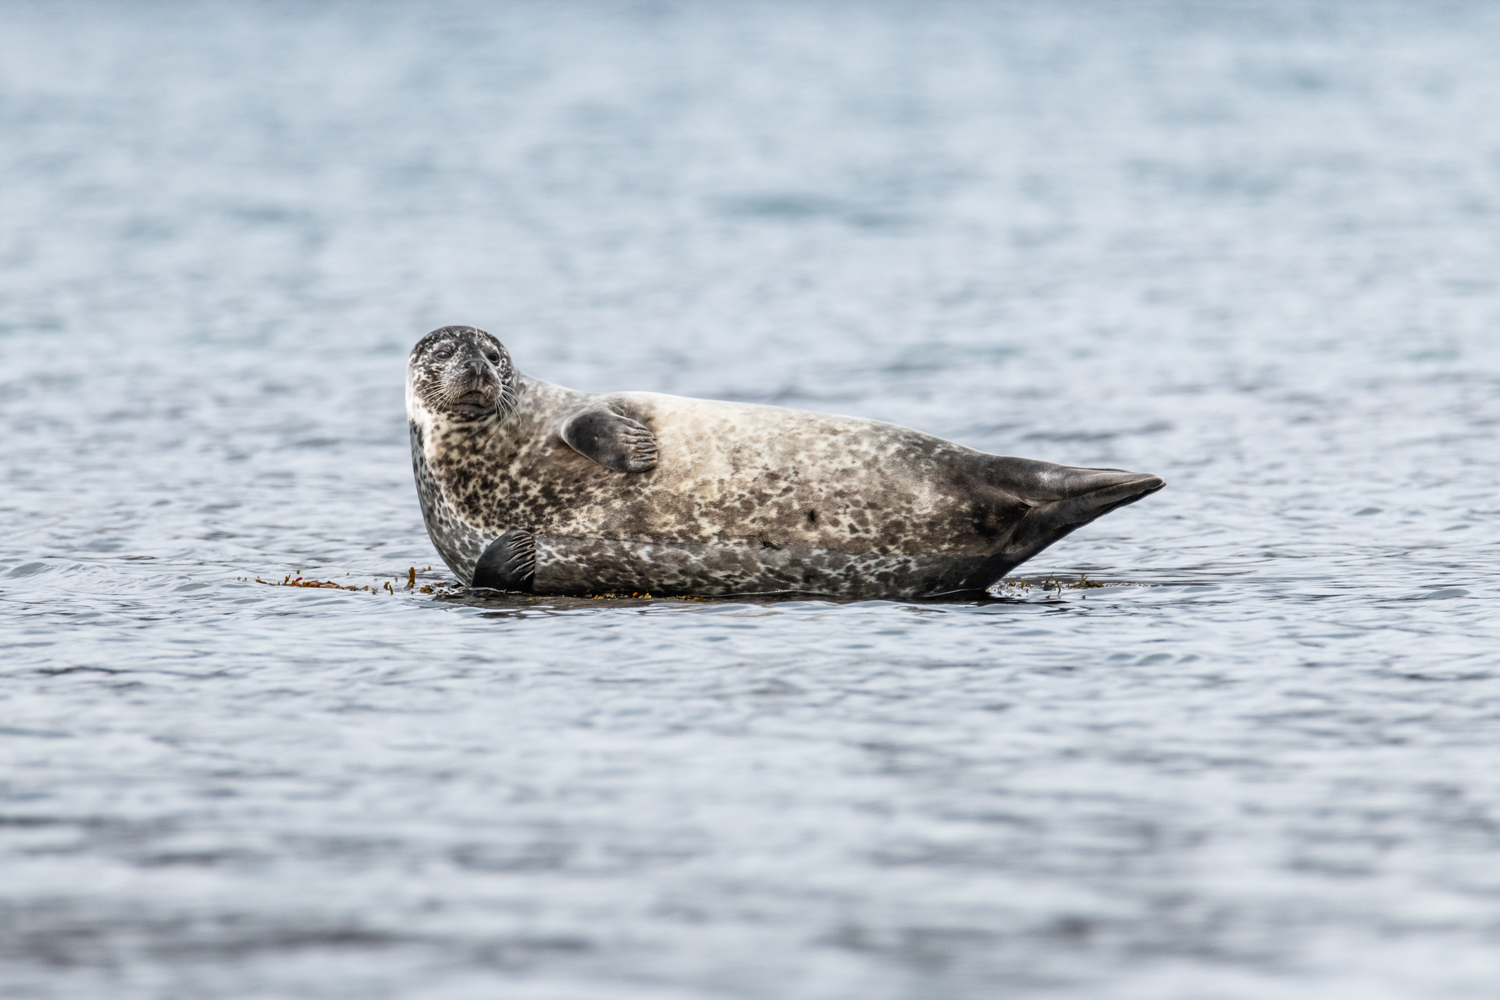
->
[407, 326, 517, 423]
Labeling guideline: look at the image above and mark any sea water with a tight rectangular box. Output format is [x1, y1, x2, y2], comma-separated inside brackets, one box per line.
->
[2, 2, 1499, 997]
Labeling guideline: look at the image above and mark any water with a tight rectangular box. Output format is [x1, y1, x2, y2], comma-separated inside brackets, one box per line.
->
[3, 1, 1499, 996]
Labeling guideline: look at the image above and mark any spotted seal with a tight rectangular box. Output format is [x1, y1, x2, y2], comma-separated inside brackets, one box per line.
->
[407, 325, 1165, 600]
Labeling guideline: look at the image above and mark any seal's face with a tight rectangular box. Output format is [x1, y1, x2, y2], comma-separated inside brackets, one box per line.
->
[407, 326, 517, 422]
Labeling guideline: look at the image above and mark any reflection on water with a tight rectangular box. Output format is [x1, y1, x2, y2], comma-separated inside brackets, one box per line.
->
[3, 1, 1500, 997]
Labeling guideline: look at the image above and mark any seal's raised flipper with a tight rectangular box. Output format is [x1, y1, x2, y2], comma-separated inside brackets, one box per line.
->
[558, 405, 658, 473]
[472, 528, 536, 591]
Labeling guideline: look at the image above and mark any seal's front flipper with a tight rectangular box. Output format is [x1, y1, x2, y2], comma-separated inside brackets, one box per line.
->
[472, 529, 536, 591]
[558, 405, 658, 473]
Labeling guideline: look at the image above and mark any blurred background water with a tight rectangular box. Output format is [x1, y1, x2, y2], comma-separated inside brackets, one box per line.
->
[3, 1, 1499, 997]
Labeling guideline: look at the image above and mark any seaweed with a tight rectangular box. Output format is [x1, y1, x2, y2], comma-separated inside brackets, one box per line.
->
[250, 565, 451, 595]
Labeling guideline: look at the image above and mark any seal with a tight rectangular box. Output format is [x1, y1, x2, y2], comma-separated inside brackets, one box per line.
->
[407, 325, 1165, 600]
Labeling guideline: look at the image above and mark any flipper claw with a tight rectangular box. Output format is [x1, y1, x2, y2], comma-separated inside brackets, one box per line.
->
[472, 529, 536, 591]
[559, 405, 659, 473]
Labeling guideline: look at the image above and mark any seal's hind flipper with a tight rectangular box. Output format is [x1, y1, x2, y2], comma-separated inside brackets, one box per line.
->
[997, 467, 1165, 569]
[472, 529, 536, 591]
[558, 405, 658, 473]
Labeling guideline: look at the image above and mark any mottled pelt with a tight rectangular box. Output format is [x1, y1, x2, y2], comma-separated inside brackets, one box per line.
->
[407, 326, 1164, 599]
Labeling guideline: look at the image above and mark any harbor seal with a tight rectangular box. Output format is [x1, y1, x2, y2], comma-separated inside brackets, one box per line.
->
[407, 325, 1164, 600]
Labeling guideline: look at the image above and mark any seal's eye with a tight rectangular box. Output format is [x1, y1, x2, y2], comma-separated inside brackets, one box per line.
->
[434, 348, 452, 360]
[486, 351, 501, 364]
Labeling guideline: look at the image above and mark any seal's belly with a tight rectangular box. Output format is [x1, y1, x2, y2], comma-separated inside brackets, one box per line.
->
[531, 536, 1009, 600]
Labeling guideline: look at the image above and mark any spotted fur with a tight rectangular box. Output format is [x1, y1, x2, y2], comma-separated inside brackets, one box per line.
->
[407, 326, 1165, 599]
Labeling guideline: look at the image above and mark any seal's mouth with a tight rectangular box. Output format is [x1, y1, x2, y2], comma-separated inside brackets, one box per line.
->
[449, 388, 495, 415]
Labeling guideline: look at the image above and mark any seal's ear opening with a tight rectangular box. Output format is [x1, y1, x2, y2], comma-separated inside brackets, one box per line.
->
[997, 469, 1164, 567]
[471, 529, 537, 591]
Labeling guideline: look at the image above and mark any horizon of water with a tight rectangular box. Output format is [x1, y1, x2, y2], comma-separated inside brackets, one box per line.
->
[3, 1, 1500, 998]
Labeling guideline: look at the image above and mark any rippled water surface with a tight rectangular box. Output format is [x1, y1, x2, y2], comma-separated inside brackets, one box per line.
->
[4, 1, 1500, 997]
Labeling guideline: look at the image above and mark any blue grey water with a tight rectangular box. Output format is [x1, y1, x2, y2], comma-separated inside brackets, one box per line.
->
[2, 1, 1498, 996]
